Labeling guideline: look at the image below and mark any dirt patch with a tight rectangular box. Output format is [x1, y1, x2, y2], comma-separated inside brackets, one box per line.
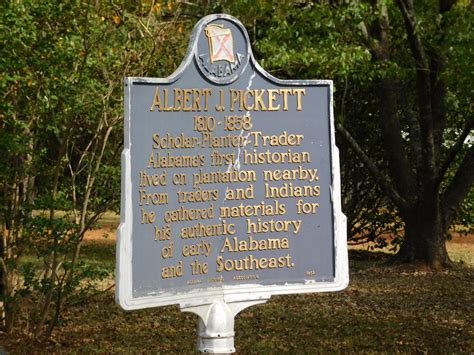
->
[448, 232, 474, 244]
[84, 227, 116, 242]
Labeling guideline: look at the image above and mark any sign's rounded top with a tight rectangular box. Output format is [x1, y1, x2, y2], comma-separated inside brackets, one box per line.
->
[192, 14, 251, 85]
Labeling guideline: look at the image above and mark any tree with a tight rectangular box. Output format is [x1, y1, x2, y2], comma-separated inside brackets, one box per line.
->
[0, 0, 124, 335]
[336, 0, 473, 268]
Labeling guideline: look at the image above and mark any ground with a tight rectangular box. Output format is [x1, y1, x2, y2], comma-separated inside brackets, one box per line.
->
[348, 230, 474, 265]
[0, 225, 473, 353]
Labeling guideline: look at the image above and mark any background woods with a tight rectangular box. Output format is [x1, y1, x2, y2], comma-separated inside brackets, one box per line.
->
[1, 0, 472, 346]
[0, 0, 189, 337]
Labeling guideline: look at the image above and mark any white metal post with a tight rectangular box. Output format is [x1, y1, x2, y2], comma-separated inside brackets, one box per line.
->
[181, 299, 269, 353]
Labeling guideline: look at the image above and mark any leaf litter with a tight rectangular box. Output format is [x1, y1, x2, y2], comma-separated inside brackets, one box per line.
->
[1, 245, 473, 353]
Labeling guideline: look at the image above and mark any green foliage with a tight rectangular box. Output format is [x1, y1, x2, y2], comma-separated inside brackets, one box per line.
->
[0, 0, 191, 337]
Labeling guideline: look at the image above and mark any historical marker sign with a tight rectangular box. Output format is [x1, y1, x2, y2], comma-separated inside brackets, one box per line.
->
[116, 14, 348, 312]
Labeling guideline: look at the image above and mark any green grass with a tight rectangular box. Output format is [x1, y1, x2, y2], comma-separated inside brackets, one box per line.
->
[2, 244, 473, 353]
[79, 240, 116, 270]
[18, 239, 116, 273]
[449, 247, 474, 265]
[92, 211, 120, 228]
[31, 210, 120, 227]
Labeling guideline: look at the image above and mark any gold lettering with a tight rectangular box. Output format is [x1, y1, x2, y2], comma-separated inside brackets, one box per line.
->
[225, 185, 254, 200]
[244, 149, 310, 165]
[150, 87, 162, 111]
[150, 88, 305, 112]
[155, 224, 171, 241]
[182, 89, 192, 111]
[164, 204, 215, 223]
[139, 190, 169, 205]
[149, 88, 213, 112]
[192, 169, 256, 188]
[173, 88, 183, 111]
[163, 88, 173, 111]
[177, 187, 219, 203]
[267, 89, 280, 111]
[192, 89, 202, 111]
[246, 218, 302, 235]
[180, 220, 235, 239]
[243, 90, 254, 110]
[139, 170, 167, 187]
[296, 199, 320, 214]
[293, 88, 306, 111]
[253, 89, 267, 111]
[220, 200, 286, 218]
[216, 254, 295, 272]
[161, 261, 183, 279]
[147, 152, 205, 168]
[265, 183, 320, 198]
[251, 131, 304, 147]
[280, 88, 292, 111]
[230, 89, 240, 111]
[219, 235, 290, 253]
[182, 240, 211, 257]
[215, 89, 225, 111]
[203, 88, 211, 111]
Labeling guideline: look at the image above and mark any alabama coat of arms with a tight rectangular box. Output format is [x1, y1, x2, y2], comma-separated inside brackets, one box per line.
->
[204, 24, 235, 63]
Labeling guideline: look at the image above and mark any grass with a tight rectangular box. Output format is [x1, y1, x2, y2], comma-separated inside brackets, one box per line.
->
[1, 241, 473, 353]
[79, 240, 116, 270]
[349, 232, 474, 266]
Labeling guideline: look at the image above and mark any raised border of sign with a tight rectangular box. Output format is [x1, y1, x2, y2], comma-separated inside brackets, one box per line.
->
[115, 14, 349, 311]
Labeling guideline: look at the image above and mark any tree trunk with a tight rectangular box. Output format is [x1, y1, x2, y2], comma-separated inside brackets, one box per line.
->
[3, 273, 17, 333]
[1, 225, 18, 333]
[396, 202, 451, 269]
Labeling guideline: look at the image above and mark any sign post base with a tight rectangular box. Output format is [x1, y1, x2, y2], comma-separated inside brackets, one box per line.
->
[181, 298, 269, 354]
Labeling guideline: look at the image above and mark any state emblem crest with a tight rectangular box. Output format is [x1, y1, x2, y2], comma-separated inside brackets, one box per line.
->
[204, 24, 235, 63]
[195, 17, 249, 84]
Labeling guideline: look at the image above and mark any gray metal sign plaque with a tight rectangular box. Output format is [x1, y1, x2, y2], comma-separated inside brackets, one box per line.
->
[116, 14, 348, 312]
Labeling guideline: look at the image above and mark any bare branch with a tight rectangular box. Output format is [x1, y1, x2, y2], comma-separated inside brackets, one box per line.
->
[400, 87, 422, 170]
[438, 116, 474, 184]
[439, 0, 456, 13]
[378, 79, 417, 199]
[397, 0, 438, 184]
[441, 145, 474, 226]
[358, 21, 370, 46]
[396, 0, 429, 70]
[430, 51, 447, 167]
[336, 123, 409, 210]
